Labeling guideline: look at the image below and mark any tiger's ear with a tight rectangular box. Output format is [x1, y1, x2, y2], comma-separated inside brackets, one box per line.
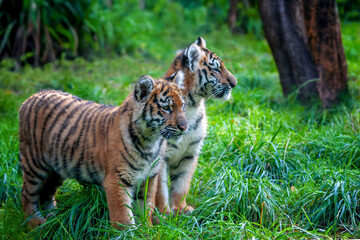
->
[184, 44, 203, 72]
[171, 70, 185, 89]
[134, 75, 155, 102]
[195, 37, 206, 48]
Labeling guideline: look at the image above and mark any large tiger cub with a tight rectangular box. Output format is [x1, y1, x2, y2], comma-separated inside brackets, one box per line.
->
[155, 37, 237, 214]
[19, 72, 187, 228]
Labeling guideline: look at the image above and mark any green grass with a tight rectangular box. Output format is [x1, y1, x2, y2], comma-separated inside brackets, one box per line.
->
[1, 23, 360, 239]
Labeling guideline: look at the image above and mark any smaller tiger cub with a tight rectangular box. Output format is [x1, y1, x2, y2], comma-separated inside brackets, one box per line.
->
[19, 71, 187, 228]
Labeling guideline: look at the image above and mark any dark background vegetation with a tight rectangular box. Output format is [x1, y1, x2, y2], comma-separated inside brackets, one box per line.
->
[0, 0, 360, 239]
[3, 0, 358, 65]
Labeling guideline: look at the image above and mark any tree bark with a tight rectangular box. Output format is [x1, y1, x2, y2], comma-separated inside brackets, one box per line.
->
[258, 0, 348, 107]
[228, 0, 238, 33]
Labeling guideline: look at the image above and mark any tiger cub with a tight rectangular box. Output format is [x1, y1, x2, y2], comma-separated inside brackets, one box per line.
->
[19, 72, 187, 228]
[155, 37, 237, 214]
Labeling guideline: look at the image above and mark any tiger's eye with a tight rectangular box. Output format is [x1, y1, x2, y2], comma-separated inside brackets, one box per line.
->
[162, 105, 170, 111]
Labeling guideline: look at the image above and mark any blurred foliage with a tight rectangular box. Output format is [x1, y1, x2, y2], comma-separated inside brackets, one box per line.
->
[0, 0, 209, 65]
[337, 0, 360, 21]
[0, 0, 359, 66]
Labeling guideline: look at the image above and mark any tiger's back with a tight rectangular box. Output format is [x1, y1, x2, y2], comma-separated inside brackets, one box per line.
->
[19, 90, 116, 185]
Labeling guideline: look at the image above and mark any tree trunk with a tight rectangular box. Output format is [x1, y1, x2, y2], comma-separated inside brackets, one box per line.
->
[258, 0, 348, 108]
[228, 0, 238, 33]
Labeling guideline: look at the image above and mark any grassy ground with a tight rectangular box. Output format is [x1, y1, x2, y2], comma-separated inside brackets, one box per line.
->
[0, 23, 359, 239]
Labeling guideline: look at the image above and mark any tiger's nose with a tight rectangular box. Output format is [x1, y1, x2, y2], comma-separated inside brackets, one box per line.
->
[177, 118, 188, 132]
[178, 124, 187, 131]
[228, 72, 237, 88]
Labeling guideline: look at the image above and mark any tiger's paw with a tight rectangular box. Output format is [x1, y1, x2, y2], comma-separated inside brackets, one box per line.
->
[152, 208, 172, 225]
[27, 217, 46, 229]
[173, 205, 194, 215]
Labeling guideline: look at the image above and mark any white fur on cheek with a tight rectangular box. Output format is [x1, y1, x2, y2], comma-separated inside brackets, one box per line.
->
[223, 92, 231, 101]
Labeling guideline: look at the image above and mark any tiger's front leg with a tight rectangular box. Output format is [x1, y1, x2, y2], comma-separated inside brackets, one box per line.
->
[142, 174, 159, 225]
[168, 155, 198, 214]
[103, 174, 134, 228]
[155, 160, 171, 215]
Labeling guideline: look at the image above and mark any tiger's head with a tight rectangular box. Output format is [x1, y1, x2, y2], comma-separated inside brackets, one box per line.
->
[166, 37, 237, 102]
[133, 71, 188, 140]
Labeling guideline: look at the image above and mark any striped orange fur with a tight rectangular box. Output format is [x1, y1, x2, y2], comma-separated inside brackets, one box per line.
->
[19, 72, 187, 228]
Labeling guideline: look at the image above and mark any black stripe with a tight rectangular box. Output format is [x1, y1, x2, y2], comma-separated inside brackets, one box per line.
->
[149, 173, 158, 179]
[147, 106, 164, 129]
[197, 70, 207, 96]
[201, 69, 210, 87]
[85, 105, 109, 184]
[142, 101, 149, 122]
[120, 150, 141, 171]
[39, 97, 72, 155]
[24, 96, 45, 172]
[21, 164, 36, 179]
[190, 113, 204, 131]
[23, 185, 39, 196]
[114, 169, 133, 188]
[21, 191, 38, 204]
[23, 157, 47, 181]
[63, 104, 96, 174]
[99, 111, 112, 148]
[203, 61, 212, 71]
[128, 120, 146, 157]
[157, 110, 163, 118]
[170, 155, 194, 170]
[46, 98, 82, 141]
[120, 177, 133, 188]
[170, 171, 185, 181]
[120, 134, 137, 162]
[91, 105, 109, 147]
[167, 142, 178, 149]
[188, 92, 196, 107]
[53, 101, 93, 169]
[36, 93, 60, 160]
[105, 110, 118, 148]
[148, 139, 164, 162]
[26, 177, 40, 185]
[163, 87, 169, 96]
[84, 161, 99, 184]
[164, 71, 176, 81]
[32, 93, 56, 171]
[152, 93, 158, 104]
[44, 98, 81, 159]
[23, 143, 48, 180]
[181, 52, 188, 68]
[75, 132, 88, 182]
[135, 190, 144, 200]
[121, 102, 129, 113]
[189, 138, 203, 146]
[69, 105, 102, 180]
[87, 150, 101, 184]
[61, 103, 93, 158]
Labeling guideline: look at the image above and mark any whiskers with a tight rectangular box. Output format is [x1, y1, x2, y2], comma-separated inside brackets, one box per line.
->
[160, 126, 183, 140]
[210, 85, 230, 99]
